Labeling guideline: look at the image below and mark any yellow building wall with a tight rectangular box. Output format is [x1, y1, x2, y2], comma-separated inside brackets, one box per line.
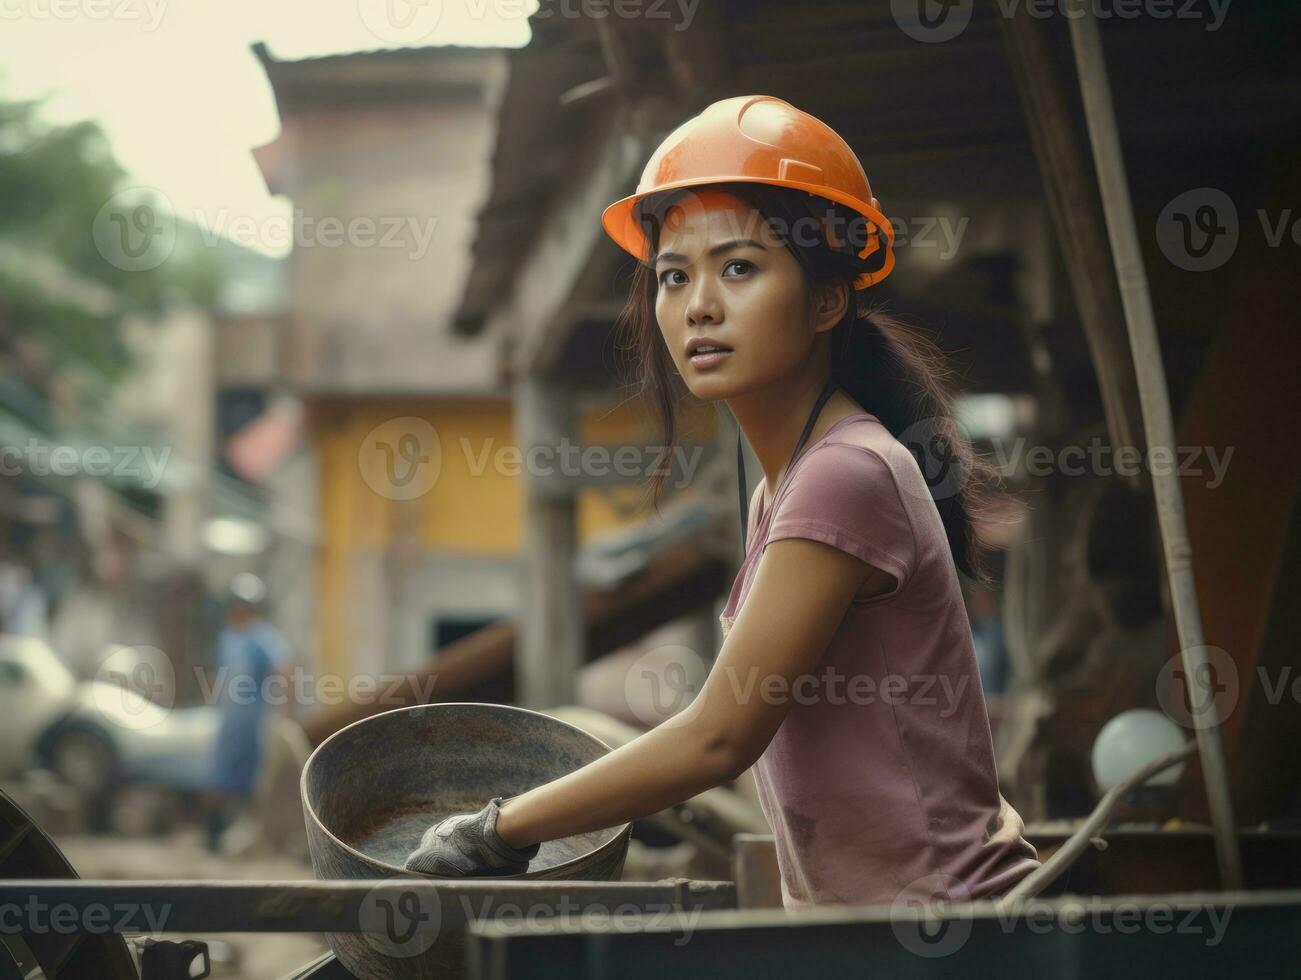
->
[314, 396, 718, 673]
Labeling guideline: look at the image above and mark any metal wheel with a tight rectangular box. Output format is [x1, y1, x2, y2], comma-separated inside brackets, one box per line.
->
[0, 789, 138, 979]
[48, 728, 118, 799]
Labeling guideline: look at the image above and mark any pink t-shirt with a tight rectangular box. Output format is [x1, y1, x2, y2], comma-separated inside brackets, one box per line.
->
[719, 412, 1040, 909]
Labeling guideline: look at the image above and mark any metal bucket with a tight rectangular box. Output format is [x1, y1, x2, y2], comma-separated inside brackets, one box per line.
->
[301, 701, 632, 978]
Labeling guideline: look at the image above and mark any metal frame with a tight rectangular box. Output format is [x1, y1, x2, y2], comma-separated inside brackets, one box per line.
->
[1066, 3, 1243, 889]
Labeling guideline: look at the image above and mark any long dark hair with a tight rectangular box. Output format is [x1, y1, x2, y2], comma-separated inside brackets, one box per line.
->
[613, 181, 1004, 585]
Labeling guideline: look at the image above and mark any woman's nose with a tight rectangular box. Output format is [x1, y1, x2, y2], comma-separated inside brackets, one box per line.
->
[685, 280, 722, 326]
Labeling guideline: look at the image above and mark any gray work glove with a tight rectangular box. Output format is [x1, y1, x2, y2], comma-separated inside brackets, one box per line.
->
[402, 796, 540, 877]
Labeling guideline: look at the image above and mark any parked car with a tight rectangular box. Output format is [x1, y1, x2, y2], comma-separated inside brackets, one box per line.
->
[0, 634, 220, 801]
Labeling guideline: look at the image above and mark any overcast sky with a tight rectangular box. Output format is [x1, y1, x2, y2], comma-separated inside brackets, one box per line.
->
[1, 1, 534, 257]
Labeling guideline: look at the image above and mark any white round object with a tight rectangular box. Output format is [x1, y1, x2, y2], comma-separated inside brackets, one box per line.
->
[1091, 709, 1187, 793]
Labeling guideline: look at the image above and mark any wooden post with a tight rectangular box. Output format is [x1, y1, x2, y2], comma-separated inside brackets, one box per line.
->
[515, 377, 584, 710]
[996, 4, 1146, 486]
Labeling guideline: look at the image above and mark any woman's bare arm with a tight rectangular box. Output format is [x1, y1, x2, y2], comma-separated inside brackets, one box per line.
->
[493, 536, 890, 849]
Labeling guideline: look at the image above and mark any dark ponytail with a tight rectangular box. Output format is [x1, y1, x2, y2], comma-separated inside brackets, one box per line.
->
[613, 182, 1005, 586]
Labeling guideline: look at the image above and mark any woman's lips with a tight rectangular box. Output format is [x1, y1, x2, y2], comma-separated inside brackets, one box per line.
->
[688, 349, 732, 369]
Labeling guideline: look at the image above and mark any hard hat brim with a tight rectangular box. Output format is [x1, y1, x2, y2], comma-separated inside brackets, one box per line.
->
[600, 174, 895, 289]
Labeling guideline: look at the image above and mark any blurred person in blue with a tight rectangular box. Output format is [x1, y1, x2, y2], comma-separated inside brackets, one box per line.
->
[201, 572, 289, 854]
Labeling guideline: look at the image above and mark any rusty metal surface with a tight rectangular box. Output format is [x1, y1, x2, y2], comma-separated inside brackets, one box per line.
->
[0, 879, 736, 932]
[467, 889, 1301, 979]
[0, 878, 735, 980]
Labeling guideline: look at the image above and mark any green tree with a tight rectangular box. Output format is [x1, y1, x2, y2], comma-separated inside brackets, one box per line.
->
[0, 95, 224, 387]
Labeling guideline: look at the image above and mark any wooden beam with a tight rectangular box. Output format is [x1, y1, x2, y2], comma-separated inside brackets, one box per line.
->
[516, 377, 584, 709]
[996, 4, 1146, 474]
[483, 100, 663, 380]
[662, 0, 728, 103]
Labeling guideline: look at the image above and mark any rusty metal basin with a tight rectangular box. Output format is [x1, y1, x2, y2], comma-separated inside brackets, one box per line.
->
[301, 701, 632, 978]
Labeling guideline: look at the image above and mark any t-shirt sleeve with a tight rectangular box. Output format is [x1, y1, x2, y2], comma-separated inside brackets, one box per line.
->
[764, 442, 917, 600]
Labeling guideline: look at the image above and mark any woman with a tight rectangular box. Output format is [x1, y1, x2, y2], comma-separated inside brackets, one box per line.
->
[405, 95, 1041, 908]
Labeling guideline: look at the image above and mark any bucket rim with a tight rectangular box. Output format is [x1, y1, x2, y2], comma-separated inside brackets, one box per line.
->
[300, 701, 634, 879]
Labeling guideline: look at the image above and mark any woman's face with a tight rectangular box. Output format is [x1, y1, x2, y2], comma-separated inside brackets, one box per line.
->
[652, 189, 830, 401]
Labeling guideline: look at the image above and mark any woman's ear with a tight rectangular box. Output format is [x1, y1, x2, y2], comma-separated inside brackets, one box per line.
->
[812, 281, 849, 335]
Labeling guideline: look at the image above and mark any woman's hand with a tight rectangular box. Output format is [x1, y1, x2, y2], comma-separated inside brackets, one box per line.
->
[403, 796, 540, 877]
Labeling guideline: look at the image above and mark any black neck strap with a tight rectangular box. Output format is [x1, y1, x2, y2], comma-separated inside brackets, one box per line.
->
[737, 376, 839, 553]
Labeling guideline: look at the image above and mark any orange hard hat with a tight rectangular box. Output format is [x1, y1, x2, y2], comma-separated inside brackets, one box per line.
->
[601, 95, 895, 289]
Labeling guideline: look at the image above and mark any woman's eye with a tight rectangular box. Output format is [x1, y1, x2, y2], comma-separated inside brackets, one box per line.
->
[723, 259, 752, 276]
[659, 269, 686, 287]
